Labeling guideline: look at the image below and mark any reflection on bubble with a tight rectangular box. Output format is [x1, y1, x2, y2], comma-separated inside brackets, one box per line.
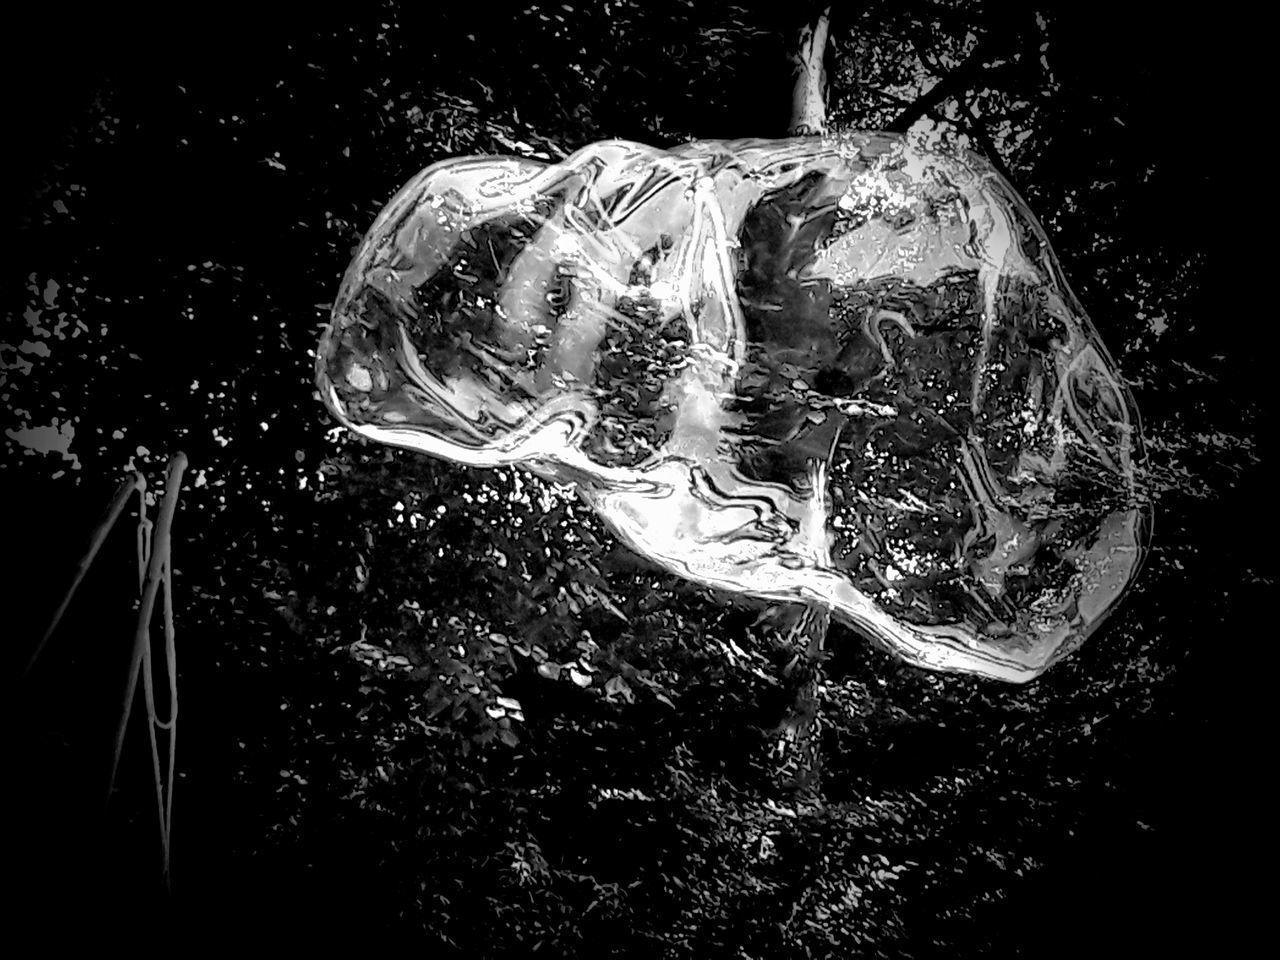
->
[317, 133, 1150, 683]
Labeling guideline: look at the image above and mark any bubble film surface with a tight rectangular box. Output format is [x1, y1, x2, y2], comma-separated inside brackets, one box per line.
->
[317, 134, 1149, 682]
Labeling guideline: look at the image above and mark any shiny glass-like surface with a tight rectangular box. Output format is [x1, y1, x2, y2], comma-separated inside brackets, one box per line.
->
[317, 134, 1149, 682]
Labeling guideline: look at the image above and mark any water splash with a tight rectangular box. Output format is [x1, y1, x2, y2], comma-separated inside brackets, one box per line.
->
[316, 134, 1149, 683]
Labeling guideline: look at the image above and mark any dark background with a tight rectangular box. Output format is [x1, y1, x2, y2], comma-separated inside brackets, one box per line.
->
[3, 2, 1263, 955]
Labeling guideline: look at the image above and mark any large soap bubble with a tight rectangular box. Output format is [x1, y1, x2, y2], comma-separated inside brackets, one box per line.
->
[316, 134, 1149, 682]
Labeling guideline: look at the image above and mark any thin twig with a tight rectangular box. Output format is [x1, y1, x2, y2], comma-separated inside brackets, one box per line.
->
[139, 543, 179, 885]
[108, 453, 188, 812]
[22, 474, 145, 679]
[161, 551, 178, 878]
[139, 523, 180, 884]
[142, 642, 167, 873]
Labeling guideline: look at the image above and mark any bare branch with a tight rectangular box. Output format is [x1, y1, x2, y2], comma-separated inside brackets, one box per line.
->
[890, 8, 1047, 135]
[886, 36, 1009, 133]
[789, 6, 832, 136]
[959, 96, 1019, 189]
[23, 474, 146, 679]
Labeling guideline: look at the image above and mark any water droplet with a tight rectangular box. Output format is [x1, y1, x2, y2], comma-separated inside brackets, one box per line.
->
[318, 134, 1149, 682]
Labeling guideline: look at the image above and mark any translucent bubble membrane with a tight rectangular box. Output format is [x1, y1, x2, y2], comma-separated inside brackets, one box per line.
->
[317, 134, 1150, 682]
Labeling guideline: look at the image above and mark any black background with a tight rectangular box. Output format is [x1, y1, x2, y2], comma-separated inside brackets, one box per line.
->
[3, 2, 1263, 955]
